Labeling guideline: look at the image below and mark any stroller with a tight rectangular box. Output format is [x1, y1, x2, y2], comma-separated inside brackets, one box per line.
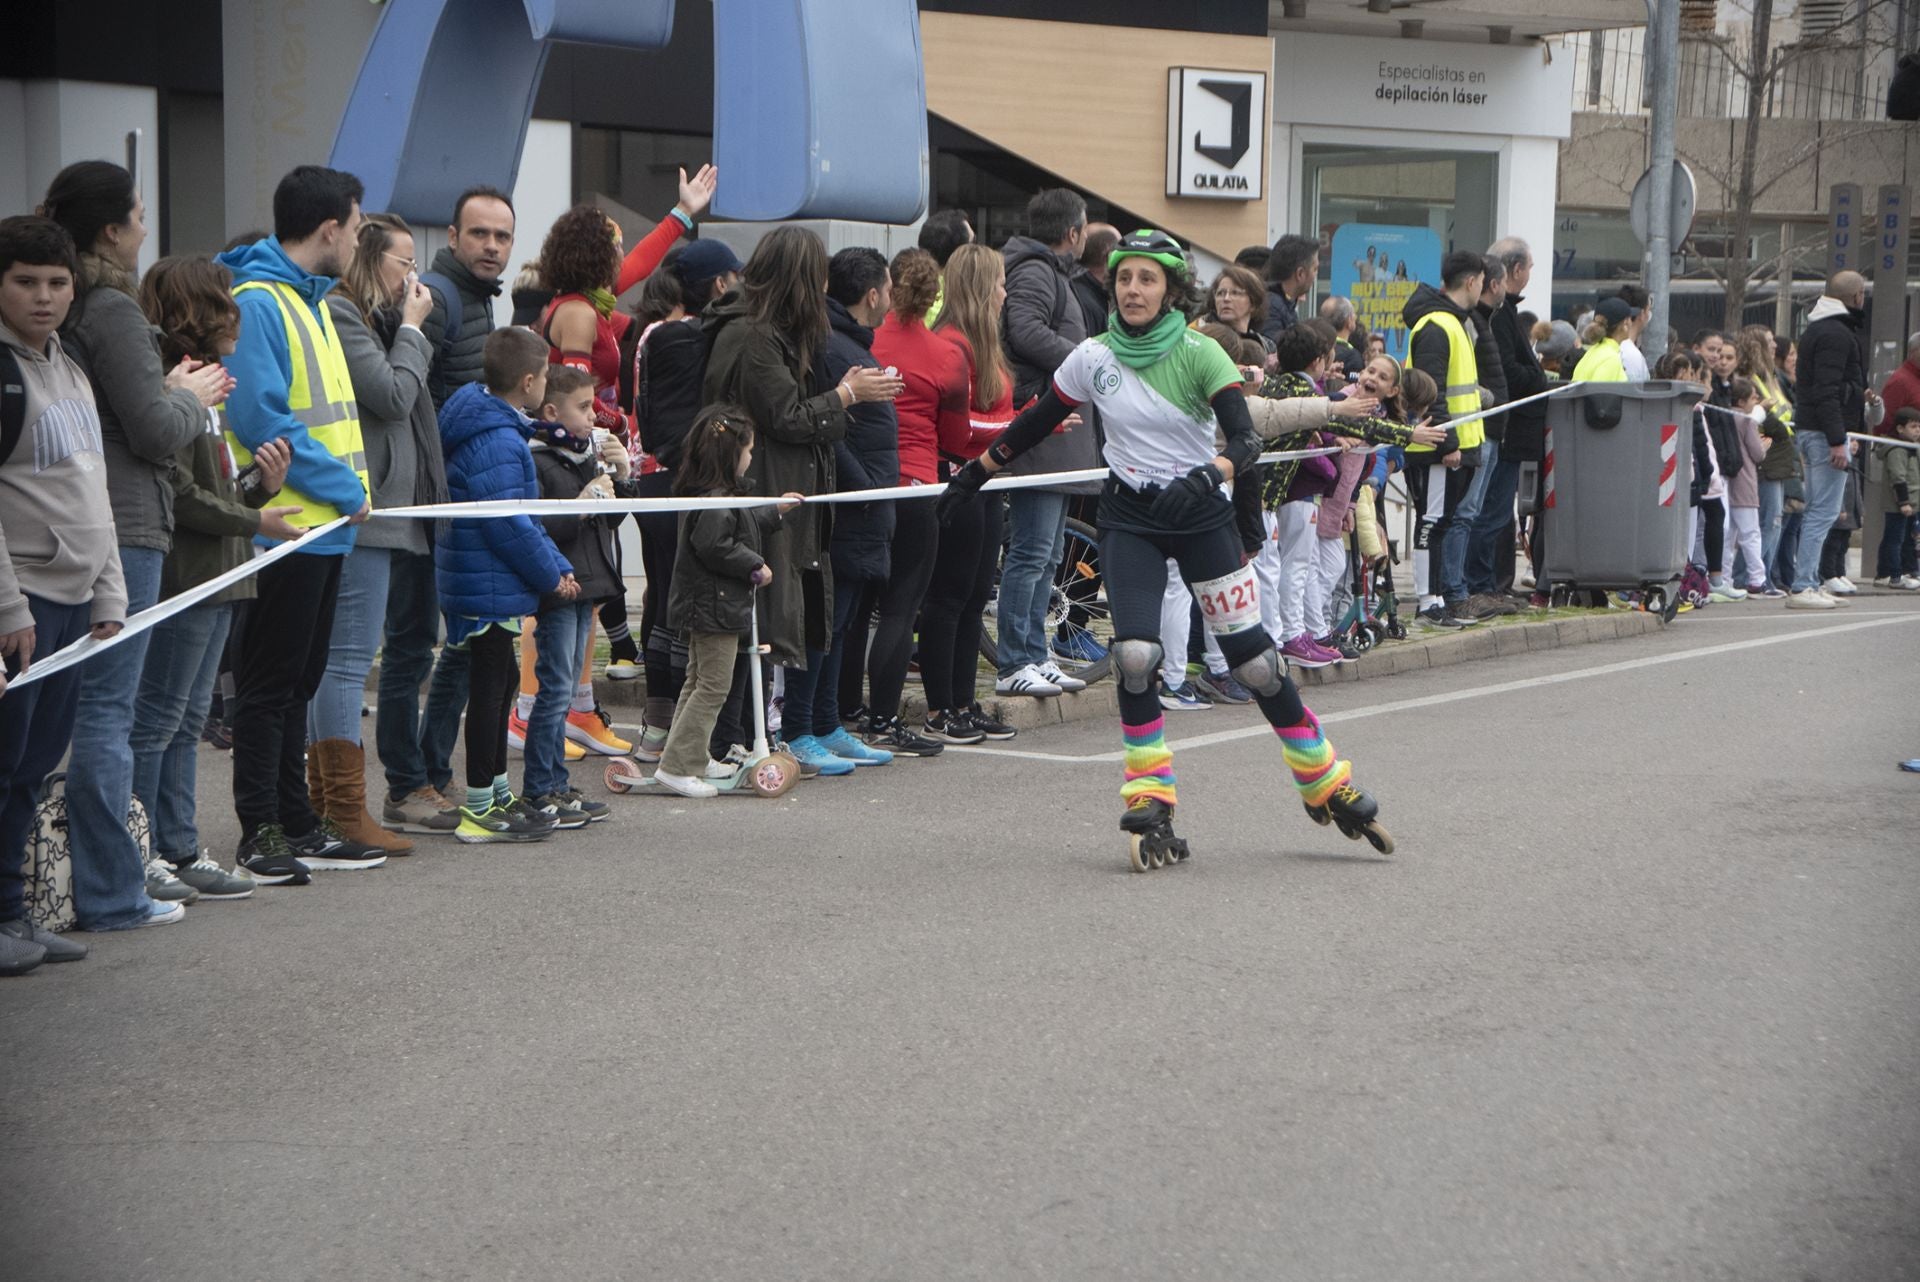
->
[1326, 491, 1405, 653]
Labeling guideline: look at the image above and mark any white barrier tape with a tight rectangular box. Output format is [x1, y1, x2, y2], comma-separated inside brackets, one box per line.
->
[6, 517, 351, 693]
[368, 445, 1356, 522]
[1, 445, 1366, 690]
[1422, 380, 1583, 433]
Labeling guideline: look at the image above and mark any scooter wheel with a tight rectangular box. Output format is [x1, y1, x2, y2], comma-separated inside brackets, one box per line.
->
[751, 753, 799, 798]
[604, 759, 640, 794]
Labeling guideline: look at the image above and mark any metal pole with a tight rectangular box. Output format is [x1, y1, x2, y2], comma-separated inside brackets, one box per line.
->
[1644, 0, 1678, 350]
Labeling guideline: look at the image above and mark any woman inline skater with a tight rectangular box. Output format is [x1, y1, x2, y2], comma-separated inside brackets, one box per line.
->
[938, 230, 1393, 870]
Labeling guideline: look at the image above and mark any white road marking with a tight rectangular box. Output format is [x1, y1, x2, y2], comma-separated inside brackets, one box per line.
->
[947, 613, 1920, 765]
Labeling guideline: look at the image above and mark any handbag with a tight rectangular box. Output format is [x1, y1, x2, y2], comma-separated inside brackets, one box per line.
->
[27, 773, 155, 932]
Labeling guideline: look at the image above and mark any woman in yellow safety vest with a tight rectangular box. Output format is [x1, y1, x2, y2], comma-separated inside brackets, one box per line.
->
[1571, 297, 1634, 383]
[1735, 324, 1794, 431]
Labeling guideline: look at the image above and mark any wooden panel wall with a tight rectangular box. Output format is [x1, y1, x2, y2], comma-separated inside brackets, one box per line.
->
[920, 12, 1274, 258]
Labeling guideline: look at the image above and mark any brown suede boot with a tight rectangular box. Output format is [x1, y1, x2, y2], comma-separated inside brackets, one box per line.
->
[311, 738, 414, 855]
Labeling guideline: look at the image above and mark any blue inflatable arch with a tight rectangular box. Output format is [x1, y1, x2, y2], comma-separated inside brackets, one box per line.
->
[331, 0, 927, 227]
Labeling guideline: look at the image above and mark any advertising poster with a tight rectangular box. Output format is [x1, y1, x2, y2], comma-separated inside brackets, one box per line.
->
[1329, 223, 1443, 361]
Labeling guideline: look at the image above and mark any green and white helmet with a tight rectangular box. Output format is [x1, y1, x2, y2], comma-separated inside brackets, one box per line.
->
[1108, 229, 1191, 283]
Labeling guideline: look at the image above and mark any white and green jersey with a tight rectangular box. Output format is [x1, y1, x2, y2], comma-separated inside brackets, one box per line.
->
[1052, 330, 1242, 493]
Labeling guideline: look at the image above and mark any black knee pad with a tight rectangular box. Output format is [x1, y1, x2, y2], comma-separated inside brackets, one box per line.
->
[1111, 638, 1164, 695]
[1231, 645, 1287, 696]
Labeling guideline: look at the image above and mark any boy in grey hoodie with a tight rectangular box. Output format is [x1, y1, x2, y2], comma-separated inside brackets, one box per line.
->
[0, 215, 126, 974]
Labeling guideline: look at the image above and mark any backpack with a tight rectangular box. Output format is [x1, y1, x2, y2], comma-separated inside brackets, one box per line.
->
[1, 343, 24, 468]
[27, 773, 156, 932]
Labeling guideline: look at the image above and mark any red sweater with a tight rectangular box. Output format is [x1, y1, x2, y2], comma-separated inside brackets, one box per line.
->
[1882, 358, 1920, 434]
[937, 327, 1014, 458]
[615, 216, 687, 295]
[872, 314, 972, 484]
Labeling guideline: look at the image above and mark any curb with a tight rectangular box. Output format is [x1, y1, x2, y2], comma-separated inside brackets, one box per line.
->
[366, 609, 1665, 738]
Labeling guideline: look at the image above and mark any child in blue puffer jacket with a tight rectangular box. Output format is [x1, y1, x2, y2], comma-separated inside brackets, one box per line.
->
[436, 327, 578, 844]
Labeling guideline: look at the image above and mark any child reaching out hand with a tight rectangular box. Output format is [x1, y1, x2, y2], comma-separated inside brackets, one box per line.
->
[653, 406, 802, 798]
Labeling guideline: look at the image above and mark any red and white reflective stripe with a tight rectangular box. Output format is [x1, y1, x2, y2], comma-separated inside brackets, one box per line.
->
[1542, 427, 1556, 509]
[1657, 423, 1679, 507]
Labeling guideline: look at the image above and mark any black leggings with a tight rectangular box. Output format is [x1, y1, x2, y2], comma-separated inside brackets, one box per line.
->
[866, 499, 939, 719]
[465, 626, 519, 789]
[1701, 496, 1726, 574]
[632, 471, 686, 706]
[920, 487, 1003, 713]
[1102, 521, 1306, 731]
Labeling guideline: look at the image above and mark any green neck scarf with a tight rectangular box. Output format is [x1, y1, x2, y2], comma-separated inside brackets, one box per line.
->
[583, 286, 619, 318]
[1099, 310, 1187, 370]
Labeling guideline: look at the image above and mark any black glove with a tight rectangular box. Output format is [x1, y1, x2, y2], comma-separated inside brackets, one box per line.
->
[936, 458, 990, 525]
[1149, 464, 1226, 529]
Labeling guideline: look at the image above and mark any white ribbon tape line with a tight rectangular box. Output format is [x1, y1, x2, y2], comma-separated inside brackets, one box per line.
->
[1849, 431, 1920, 449]
[0, 438, 1415, 690]
[6, 517, 350, 693]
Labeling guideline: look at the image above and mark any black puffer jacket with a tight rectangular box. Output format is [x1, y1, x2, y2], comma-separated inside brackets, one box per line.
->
[1472, 303, 1509, 445]
[821, 298, 898, 584]
[421, 248, 503, 408]
[635, 317, 707, 471]
[1796, 298, 1867, 447]
[999, 237, 1098, 489]
[531, 444, 622, 607]
[1490, 295, 1552, 462]
[668, 502, 783, 635]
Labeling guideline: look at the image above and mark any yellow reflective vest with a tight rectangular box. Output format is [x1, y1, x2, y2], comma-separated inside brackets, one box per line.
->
[1752, 372, 1794, 435]
[226, 280, 368, 526]
[1404, 309, 1484, 454]
[1572, 336, 1627, 384]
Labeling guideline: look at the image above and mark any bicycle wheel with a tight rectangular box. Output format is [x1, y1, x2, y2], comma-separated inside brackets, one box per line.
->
[979, 517, 1113, 683]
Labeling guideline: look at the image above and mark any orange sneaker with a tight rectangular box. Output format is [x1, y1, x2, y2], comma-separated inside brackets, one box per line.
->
[510, 710, 586, 759]
[566, 708, 633, 756]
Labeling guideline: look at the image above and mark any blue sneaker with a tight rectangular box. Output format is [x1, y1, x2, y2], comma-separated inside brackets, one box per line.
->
[785, 735, 857, 776]
[820, 726, 893, 766]
[1157, 680, 1212, 711]
[1053, 630, 1108, 664]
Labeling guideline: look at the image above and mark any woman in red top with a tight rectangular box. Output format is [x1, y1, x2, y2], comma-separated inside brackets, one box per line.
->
[863, 249, 971, 750]
[918, 243, 1017, 744]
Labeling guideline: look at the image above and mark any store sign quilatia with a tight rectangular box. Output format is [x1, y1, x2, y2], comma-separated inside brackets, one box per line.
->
[1166, 67, 1267, 201]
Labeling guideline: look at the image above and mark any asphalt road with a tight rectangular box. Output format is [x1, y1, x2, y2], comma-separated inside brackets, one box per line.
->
[5, 596, 1918, 1281]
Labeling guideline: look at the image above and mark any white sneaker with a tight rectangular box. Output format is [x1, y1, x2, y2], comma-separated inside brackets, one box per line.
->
[653, 771, 718, 799]
[1822, 576, 1856, 596]
[1037, 659, 1087, 693]
[1838, 575, 1858, 593]
[995, 664, 1062, 698]
[135, 901, 187, 928]
[1900, 575, 1920, 590]
[705, 745, 747, 779]
[1786, 588, 1837, 610]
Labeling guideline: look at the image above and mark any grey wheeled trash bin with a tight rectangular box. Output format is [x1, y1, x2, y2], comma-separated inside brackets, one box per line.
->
[1539, 379, 1706, 619]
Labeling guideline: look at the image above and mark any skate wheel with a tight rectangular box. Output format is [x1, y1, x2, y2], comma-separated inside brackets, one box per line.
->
[751, 754, 798, 798]
[1128, 833, 1151, 874]
[1357, 821, 1394, 855]
[1305, 804, 1332, 828]
[604, 760, 639, 794]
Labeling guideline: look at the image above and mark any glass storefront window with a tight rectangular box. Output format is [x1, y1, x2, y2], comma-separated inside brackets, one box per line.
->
[1300, 143, 1497, 258]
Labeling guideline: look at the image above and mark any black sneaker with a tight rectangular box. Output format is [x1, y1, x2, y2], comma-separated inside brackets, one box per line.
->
[502, 795, 561, 837]
[1442, 601, 1482, 627]
[922, 710, 986, 745]
[525, 791, 591, 830]
[289, 820, 388, 870]
[559, 788, 612, 823]
[864, 714, 945, 757]
[964, 702, 1017, 741]
[236, 823, 312, 886]
[1417, 604, 1471, 629]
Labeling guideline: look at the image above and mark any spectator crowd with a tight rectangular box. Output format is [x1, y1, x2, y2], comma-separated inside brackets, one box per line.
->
[1, 157, 1912, 973]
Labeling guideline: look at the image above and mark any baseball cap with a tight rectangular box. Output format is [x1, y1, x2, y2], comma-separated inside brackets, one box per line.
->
[1594, 296, 1635, 327]
[672, 238, 745, 299]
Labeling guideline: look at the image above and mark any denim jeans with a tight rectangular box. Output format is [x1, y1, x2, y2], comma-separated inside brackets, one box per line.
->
[1756, 479, 1784, 587]
[65, 545, 163, 930]
[1876, 511, 1917, 579]
[1773, 509, 1803, 589]
[1464, 443, 1519, 596]
[785, 568, 870, 739]
[1790, 434, 1849, 592]
[131, 602, 233, 865]
[996, 489, 1067, 675]
[308, 545, 391, 745]
[1, 595, 92, 923]
[377, 548, 467, 800]
[523, 601, 592, 797]
[1440, 451, 1494, 602]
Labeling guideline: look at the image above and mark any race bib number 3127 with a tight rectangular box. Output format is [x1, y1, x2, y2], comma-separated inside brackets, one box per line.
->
[1193, 564, 1261, 636]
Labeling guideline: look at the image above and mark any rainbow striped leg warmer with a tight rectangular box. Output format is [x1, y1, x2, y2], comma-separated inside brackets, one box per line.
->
[1275, 707, 1351, 807]
[1121, 717, 1177, 810]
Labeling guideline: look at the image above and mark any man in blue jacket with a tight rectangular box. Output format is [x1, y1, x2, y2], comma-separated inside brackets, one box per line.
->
[216, 165, 381, 884]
